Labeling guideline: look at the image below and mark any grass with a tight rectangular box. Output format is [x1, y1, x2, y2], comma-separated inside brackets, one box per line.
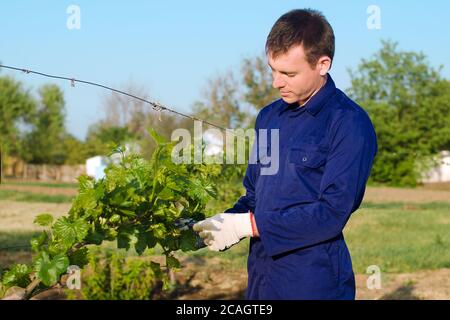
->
[179, 202, 450, 274]
[1, 181, 78, 189]
[0, 231, 38, 252]
[179, 201, 450, 274]
[96, 239, 250, 271]
[0, 201, 448, 275]
[0, 189, 74, 203]
[0, 231, 39, 272]
[345, 202, 450, 274]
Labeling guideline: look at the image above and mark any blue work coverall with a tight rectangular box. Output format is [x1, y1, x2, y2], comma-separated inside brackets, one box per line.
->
[225, 74, 378, 299]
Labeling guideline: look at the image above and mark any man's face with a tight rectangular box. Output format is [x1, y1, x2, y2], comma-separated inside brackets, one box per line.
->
[268, 44, 327, 105]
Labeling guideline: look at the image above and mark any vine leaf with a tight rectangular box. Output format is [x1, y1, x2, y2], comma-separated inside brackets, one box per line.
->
[34, 214, 54, 227]
[34, 252, 69, 286]
[53, 217, 89, 249]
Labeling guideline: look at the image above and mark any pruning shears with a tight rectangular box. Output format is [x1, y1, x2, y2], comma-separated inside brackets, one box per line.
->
[174, 218, 207, 249]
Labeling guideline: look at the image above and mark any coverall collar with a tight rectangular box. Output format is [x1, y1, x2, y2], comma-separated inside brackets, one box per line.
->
[278, 73, 336, 117]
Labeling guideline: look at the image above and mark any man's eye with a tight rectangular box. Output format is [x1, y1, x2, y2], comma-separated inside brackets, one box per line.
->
[287, 73, 296, 78]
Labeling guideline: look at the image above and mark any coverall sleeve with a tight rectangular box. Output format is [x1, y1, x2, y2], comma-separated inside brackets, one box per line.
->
[255, 112, 378, 257]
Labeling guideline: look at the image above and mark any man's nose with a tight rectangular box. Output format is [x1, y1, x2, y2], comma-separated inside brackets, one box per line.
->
[272, 73, 285, 89]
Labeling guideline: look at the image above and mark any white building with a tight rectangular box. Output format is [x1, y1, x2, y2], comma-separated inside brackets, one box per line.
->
[203, 131, 224, 156]
[85, 142, 141, 180]
[421, 151, 450, 183]
[86, 156, 109, 180]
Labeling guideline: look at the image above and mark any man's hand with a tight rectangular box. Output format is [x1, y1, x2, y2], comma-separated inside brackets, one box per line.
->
[193, 212, 256, 251]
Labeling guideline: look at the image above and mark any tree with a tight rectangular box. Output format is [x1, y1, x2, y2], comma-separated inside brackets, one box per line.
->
[0, 76, 36, 158]
[98, 82, 192, 159]
[192, 71, 247, 129]
[23, 84, 67, 164]
[101, 81, 150, 131]
[192, 54, 279, 130]
[348, 40, 450, 186]
[241, 54, 279, 111]
[63, 134, 89, 165]
[84, 121, 135, 158]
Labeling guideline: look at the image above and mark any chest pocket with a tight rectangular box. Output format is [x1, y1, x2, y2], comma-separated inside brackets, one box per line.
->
[289, 145, 328, 169]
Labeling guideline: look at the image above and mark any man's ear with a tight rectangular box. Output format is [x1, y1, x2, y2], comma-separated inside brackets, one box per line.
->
[316, 56, 332, 76]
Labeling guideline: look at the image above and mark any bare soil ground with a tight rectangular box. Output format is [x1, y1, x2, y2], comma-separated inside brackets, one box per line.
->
[1, 251, 448, 300]
[363, 186, 450, 203]
[163, 257, 248, 300]
[1, 183, 448, 238]
[355, 268, 450, 300]
[0, 184, 449, 300]
[1, 183, 450, 203]
[168, 257, 450, 300]
[0, 201, 70, 231]
[0, 251, 32, 269]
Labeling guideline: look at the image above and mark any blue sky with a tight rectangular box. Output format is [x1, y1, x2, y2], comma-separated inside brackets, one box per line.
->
[1, 0, 449, 139]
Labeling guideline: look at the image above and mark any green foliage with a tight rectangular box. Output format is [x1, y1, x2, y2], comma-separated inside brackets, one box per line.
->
[0, 76, 36, 157]
[0, 189, 74, 203]
[52, 217, 89, 251]
[241, 54, 279, 110]
[34, 214, 54, 227]
[1, 264, 32, 288]
[348, 40, 450, 186]
[34, 252, 69, 286]
[0, 77, 89, 166]
[23, 84, 67, 164]
[68, 247, 90, 268]
[83, 122, 136, 158]
[0, 129, 219, 298]
[71, 249, 163, 300]
[346, 203, 450, 273]
[63, 134, 90, 165]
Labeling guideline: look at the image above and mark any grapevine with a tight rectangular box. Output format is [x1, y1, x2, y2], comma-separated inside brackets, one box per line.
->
[0, 129, 220, 299]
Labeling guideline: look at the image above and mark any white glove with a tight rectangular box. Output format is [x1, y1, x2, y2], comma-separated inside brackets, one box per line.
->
[193, 212, 254, 251]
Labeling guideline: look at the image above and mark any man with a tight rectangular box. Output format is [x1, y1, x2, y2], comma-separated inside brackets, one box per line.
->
[193, 9, 378, 300]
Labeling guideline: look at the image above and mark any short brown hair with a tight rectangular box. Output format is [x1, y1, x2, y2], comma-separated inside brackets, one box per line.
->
[266, 9, 335, 68]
